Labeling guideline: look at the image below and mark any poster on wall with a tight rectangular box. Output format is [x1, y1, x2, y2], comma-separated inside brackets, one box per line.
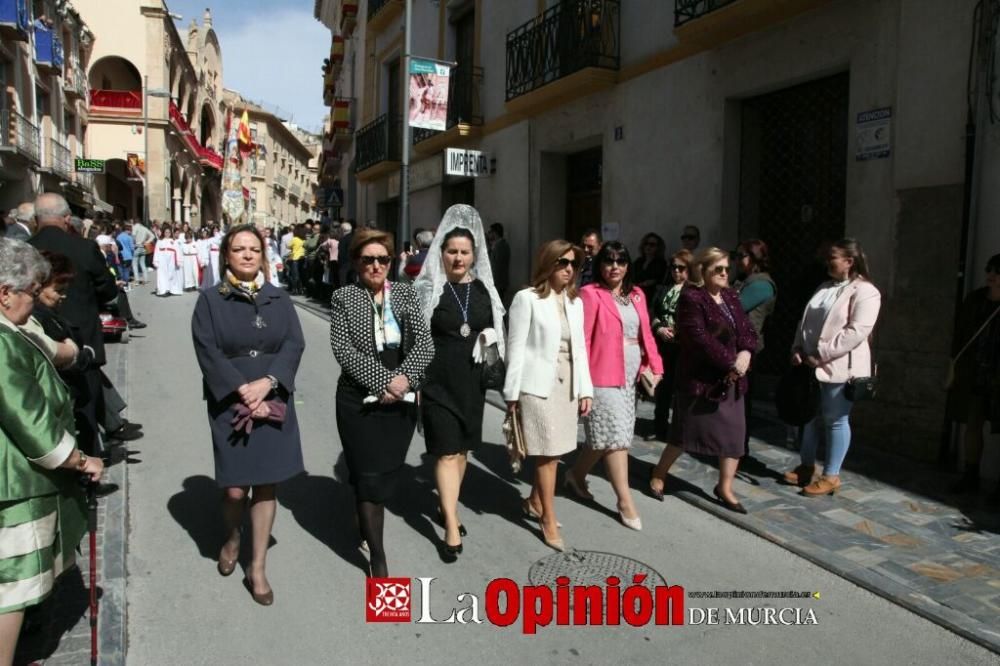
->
[855, 107, 891, 161]
[408, 58, 452, 131]
[126, 153, 145, 182]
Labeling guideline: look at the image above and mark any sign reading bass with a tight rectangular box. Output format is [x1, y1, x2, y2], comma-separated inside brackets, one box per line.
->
[446, 148, 490, 178]
[74, 158, 105, 173]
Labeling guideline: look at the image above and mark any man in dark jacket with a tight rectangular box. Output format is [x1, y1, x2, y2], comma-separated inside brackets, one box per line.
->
[29, 193, 119, 454]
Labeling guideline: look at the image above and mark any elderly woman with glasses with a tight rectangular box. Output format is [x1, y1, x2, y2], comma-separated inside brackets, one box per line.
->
[567, 241, 663, 531]
[0, 239, 104, 663]
[330, 228, 434, 577]
[504, 240, 593, 551]
[647, 249, 694, 444]
[648, 247, 757, 511]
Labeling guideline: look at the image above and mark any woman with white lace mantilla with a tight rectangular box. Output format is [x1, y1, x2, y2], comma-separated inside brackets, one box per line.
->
[414, 205, 506, 561]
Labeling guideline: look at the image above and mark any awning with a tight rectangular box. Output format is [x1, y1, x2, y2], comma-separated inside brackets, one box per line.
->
[92, 197, 114, 213]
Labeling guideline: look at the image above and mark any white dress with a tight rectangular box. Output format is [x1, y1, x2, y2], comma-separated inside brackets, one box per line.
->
[201, 236, 222, 288]
[181, 240, 200, 289]
[153, 239, 183, 296]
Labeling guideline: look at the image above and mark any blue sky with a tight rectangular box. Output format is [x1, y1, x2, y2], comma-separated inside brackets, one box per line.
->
[166, 0, 328, 134]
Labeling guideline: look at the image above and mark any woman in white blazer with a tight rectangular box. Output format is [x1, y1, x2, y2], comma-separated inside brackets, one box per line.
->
[504, 240, 593, 551]
[784, 238, 881, 497]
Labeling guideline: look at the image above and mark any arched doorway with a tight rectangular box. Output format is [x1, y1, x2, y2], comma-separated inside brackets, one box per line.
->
[87, 56, 142, 97]
[101, 158, 142, 220]
[199, 102, 216, 149]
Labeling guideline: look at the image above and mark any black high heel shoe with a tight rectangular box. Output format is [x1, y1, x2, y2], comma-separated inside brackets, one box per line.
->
[436, 507, 467, 537]
[713, 485, 748, 515]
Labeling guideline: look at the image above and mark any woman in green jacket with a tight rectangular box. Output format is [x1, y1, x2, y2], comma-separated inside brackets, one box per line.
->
[0, 238, 104, 665]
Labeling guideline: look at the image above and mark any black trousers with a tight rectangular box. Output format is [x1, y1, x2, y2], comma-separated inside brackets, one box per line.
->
[653, 342, 680, 440]
[75, 368, 105, 455]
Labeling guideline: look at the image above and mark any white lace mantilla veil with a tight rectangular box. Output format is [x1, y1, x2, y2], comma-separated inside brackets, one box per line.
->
[413, 204, 507, 359]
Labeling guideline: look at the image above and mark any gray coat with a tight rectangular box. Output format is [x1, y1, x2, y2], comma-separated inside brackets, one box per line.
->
[191, 282, 305, 486]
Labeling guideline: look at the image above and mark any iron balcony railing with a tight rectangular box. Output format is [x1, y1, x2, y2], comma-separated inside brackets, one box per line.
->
[674, 0, 738, 26]
[13, 110, 40, 162]
[0, 109, 10, 148]
[355, 114, 400, 173]
[49, 138, 72, 177]
[412, 65, 484, 145]
[290, 183, 301, 199]
[274, 173, 288, 190]
[506, 0, 620, 102]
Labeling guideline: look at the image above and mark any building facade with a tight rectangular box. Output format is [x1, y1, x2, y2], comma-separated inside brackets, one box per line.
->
[74, 0, 224, 225]
[315, 0, 998, 464]
[1, 0, 95, 213]
[224, 89, 320, 230]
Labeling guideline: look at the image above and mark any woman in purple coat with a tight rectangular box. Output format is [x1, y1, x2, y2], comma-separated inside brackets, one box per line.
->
[648, 247, 757, 513]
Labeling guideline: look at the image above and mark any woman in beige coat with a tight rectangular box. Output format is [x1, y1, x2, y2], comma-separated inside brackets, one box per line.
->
[783, 238, 881, 496]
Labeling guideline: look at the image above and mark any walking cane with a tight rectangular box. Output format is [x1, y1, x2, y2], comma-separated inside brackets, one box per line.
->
[87, 481, 99, 666]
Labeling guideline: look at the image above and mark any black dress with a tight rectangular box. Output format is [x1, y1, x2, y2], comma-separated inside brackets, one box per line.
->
[191, 283, 306, 487]
[422, 280, 493, 455]
[331, 282, 435, 503]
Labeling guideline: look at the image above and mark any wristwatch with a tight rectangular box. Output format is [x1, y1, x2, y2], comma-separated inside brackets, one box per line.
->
[76, 452, 88, 471]
[267, 375, 280, 392]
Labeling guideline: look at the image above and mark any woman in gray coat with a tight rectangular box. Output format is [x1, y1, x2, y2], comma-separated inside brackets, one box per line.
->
[192, 225, 305, 606]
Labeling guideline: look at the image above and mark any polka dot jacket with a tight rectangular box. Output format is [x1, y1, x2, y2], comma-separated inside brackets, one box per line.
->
[329, 282, 435, 395]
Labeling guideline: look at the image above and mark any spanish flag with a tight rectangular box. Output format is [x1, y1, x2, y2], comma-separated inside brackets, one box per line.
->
[237, 109, 252, 151]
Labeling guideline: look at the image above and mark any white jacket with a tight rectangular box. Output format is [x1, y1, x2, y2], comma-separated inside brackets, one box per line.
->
[503, 287, 594, 401]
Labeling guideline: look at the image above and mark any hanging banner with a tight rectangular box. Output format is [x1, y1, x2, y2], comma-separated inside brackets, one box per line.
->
[408, 58, 452, 131]
[126, 153, 145, 182]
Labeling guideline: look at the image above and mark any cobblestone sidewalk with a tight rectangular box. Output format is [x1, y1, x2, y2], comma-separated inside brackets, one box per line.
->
[626, 400, 1000, 654]
[14, 342, 130, 666]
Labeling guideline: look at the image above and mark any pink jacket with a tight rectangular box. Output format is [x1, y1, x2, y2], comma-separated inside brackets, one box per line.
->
[581, 284, 663, 387]
[794, 279, 881, 384]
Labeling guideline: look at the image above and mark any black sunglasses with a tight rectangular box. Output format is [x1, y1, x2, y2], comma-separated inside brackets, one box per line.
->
[670, 264, 688, 272]
[603, 258, 628, 267]
[680, 234, 698, 241]
[710, 265, 730, 275]
[987, 264, 999, 274]
[554, 257, 581, 269]
[360, 255, 392, 266]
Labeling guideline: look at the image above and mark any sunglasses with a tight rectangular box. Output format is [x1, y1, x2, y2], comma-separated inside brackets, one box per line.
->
[360, 255, 392, 266]
[710, 265, 730, 275]
[987, 265, 999, 274]
[603, 258, 629, 267]
[16, 286, 42, 298]
[680, 234, 697, 241]
[554, 257, 581, 269]
[735, 252, 750, 260]
[643, 241, 659, 248]
[670, 264, 688, 272]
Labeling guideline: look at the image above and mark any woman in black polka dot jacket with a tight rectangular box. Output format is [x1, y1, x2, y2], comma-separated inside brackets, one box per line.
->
[330, 228, 434, 578]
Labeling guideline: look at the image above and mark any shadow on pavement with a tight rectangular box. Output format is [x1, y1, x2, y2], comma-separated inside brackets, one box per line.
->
[167, 475, 223, 560]
[14, 566, 94, 665]
[278, 462, 370, 576]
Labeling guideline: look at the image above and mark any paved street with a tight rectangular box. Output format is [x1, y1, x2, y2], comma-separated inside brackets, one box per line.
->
[115, 285, 999, 665]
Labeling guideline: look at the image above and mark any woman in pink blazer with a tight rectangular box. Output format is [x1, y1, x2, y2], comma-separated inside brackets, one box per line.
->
[566, 241, 662, 530]
[784, 238, 881, 496]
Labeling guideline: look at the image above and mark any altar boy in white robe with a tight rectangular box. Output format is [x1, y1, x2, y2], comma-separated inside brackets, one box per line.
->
[152, 226, 183, 296]
[181, 234, 200, 290]
[200, 228, 222, 289]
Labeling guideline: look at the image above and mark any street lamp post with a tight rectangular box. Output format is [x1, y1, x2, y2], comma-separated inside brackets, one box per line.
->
[142, 75, 171, 227]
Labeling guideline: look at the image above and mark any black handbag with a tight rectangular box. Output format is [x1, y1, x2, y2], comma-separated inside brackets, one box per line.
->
[775, 365, 820, 426]
[844, 337, 878, 402]
[480, 343, 506, 391]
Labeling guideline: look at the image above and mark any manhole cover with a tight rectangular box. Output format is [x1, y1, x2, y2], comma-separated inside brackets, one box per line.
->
[528, 550, 666, 592]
